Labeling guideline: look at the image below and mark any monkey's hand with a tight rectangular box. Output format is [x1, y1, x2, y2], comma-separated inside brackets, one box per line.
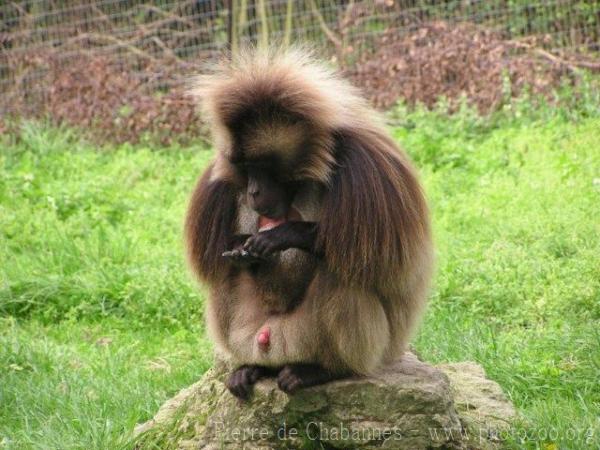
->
[243, 221, 318, 258]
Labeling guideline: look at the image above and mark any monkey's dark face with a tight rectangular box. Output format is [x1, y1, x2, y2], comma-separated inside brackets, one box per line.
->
[227, 112, 308, 219]
[242, 162, 296, 220]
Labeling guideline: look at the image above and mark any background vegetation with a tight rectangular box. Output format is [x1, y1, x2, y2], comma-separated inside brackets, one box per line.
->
[2, 0, 599, 144]
[1, 1, 599, 449]
[1, 89, 599, 448]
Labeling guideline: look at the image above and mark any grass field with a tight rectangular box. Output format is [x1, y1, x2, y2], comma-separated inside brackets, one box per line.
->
[1, 100, 599, 449]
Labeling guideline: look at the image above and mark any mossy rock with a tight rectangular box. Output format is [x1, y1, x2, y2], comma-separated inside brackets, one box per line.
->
[134, 353, 515, 449]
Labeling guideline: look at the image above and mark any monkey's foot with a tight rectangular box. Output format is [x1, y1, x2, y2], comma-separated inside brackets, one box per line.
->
[226, 365, 273, 400]
[277, 364, 343, 394]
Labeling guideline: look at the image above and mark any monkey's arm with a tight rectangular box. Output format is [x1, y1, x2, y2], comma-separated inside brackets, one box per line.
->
[243, 221, 320, 258]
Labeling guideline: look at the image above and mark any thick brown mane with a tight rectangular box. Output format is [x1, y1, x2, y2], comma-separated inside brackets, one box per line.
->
[318, 129, 430, 287]
[191, 48, 387, 183]
[189, 47, 431, 287]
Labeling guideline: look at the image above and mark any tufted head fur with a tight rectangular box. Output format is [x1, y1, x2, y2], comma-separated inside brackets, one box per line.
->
[191, 47, 386, 184]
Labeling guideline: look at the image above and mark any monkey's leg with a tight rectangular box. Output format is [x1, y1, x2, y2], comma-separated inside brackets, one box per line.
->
[226, 364, 279, 400]
[243, 221, 319, 257]
[277, 364, 347, 394]
[258, 273, 391, 385]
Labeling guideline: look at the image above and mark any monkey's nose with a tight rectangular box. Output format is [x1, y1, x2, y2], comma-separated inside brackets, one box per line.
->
[249, 189, 260, 199]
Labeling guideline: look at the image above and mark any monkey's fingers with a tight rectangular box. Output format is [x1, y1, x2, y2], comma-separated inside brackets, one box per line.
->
[222, 248, 246, 258]
[243, 235, 277, 258]
[222, 249, 265, 265]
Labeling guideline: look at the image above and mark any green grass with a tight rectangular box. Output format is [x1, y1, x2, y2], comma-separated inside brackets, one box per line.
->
[1, 100, 599, 449]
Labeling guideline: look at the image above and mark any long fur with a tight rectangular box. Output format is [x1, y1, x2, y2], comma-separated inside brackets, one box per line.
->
[319, 129, 430, 287]
[185, 47, 433, 376]
[184, 163, 238, 283]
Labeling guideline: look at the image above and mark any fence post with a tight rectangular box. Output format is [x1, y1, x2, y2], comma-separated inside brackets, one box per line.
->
[227, 0, 233, 52]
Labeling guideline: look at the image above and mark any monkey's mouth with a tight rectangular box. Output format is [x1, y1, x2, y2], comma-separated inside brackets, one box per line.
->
[257, 207, 302, 232]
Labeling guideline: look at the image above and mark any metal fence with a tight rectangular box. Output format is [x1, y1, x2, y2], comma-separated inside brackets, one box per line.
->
[1, 0, 599, 118]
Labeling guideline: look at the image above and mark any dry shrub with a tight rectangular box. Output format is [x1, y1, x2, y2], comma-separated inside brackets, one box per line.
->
[2, 53, 205, 145]
[0, 0, 219, 144]
[47, 56, 205, 145]
[347, 21, 596, 112]
[2, 20, 598, 144]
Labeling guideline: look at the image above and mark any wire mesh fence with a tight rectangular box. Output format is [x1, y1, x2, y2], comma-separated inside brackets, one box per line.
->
[1, 1, 599, 142]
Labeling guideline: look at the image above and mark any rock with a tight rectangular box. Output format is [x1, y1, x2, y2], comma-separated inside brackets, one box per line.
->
[134, 353, 515, 450]
[439, 362, 516, 444]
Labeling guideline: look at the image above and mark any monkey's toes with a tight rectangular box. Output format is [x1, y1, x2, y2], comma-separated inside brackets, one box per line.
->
[277, 366, 303, 394]
[226, 365, 263, 400]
